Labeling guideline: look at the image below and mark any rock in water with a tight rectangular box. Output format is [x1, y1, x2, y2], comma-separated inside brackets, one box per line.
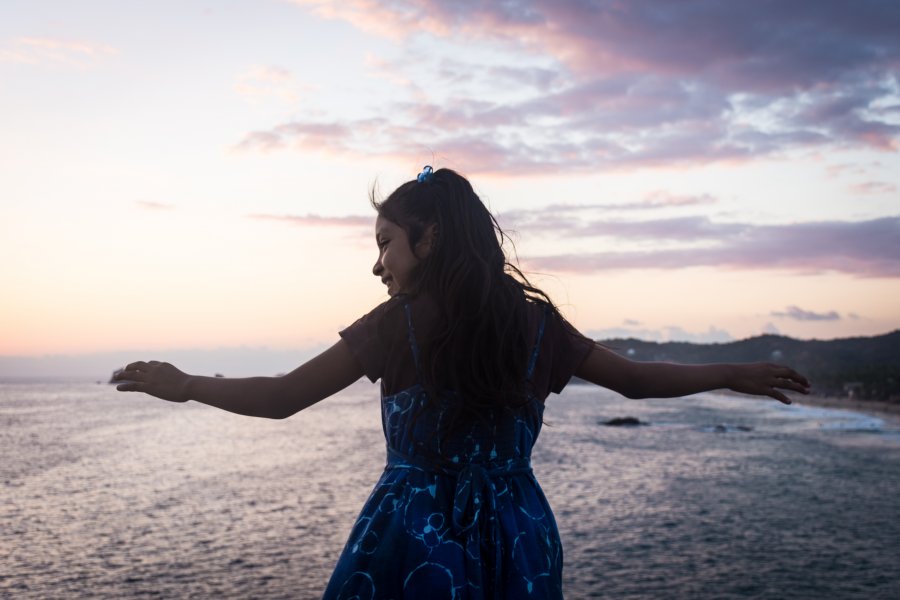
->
[601, 416, 647, 427]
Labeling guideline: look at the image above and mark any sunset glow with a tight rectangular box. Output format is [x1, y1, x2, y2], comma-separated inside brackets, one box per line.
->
[2, 1, 898, 372]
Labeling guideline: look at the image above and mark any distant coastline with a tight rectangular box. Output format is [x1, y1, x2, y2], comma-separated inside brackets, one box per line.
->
[596, 329, 900, 406]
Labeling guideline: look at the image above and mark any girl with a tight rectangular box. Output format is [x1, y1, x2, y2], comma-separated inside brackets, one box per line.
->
[115, 167, 809, 599]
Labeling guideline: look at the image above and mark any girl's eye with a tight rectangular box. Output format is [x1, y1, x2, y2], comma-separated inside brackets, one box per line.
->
[378, 239, 389, 249]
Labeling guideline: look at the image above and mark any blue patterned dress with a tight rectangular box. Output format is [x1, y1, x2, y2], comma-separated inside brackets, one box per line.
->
[323, 304, 564, 599]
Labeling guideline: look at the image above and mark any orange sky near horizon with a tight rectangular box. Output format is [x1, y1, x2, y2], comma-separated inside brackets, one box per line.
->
[2, 1, 899, 360]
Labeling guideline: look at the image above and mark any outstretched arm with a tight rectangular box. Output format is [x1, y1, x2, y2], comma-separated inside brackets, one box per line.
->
[575, 343, 810, 404]
[114, 339, 365, 419]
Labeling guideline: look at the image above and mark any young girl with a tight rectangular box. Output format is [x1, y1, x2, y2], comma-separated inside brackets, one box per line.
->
[115, 167, 809, 599]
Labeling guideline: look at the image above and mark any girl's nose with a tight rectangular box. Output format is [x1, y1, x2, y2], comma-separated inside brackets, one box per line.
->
[372, 260, 383, 277]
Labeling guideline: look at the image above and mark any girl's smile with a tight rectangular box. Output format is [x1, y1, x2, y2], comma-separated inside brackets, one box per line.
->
[373, 215, 429, 296]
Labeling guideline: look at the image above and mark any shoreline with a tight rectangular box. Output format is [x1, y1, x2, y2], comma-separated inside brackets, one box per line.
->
[707, 388, 900, 425]
[788, 393, 900, 424]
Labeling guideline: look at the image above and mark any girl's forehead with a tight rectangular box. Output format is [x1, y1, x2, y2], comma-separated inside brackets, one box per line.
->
[375, 215, 403, 237]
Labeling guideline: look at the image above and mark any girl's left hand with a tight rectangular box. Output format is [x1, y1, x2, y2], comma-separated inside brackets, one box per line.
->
[730, 363, 810, 404]
[114, 360, 191, 403]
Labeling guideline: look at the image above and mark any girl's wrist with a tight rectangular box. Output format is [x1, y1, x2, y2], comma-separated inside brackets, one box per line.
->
[721, 364, 740, 391]
[178, 374, 195, 403]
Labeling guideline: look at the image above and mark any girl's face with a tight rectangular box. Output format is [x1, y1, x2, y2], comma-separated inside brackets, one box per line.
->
[373, 215, 433, 296]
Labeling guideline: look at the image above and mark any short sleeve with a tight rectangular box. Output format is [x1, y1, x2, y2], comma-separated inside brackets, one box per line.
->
[539, 309, 595, 397]
[339, 299, 396, 383]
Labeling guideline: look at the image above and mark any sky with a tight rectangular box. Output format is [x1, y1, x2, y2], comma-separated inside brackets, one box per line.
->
[1, 0, 899, 376]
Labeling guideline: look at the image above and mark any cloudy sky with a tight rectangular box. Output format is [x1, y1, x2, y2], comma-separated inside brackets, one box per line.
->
[2, 0, 899, 372]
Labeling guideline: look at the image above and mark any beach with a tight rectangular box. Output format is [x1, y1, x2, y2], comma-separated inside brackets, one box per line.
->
[793, 393, 900, 421]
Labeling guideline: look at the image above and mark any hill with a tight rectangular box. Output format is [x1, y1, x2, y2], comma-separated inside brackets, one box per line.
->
[596, 330, 900, 402]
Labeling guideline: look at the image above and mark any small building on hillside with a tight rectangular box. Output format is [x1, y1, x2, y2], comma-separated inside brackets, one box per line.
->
[843, 382, 864, 400]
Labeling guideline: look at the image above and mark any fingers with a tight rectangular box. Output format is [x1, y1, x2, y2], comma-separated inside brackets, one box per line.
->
[122, 360, 163, 372]
[116, 382, 144, 392]
[773, 365, 810, 388]
[769, 389, 791, 405]
[787, 372, 810, 388]
[114, 360, 187, 402]
[764, 364, 810, 405]
[775, 377, 809, 394]
[768, 365, 810, 396]
[114, 360, 164, 385]
[114, 368, 146, 382]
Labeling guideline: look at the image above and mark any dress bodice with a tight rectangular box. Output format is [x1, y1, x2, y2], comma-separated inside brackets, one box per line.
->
[381, 384, 544, 467]
[381, 302, 548, 467]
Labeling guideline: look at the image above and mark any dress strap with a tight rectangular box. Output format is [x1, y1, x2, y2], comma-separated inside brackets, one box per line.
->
[402, 303, 423, 381]
[525, 305, 549, 382]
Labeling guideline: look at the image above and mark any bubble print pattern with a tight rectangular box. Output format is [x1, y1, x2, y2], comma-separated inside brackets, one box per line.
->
[323, 305, 562, 599]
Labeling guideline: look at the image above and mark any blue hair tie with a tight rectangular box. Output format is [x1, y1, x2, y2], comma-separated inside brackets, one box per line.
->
[417, 165, 434, 183]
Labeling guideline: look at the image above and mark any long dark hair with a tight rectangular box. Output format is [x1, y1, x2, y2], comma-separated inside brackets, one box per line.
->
[373, 167, 560, 422]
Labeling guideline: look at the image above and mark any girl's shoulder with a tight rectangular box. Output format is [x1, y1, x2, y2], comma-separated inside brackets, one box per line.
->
[342, 292, 446, 352]
[340, 295, 417, 387]
[525, 300, 595, 395]
[345, 294, 407, 330]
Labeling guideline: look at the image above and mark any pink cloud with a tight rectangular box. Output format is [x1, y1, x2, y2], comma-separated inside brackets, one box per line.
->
[0, 37, 117, 67]
[238, 122, 356, 154]
[234, 65, 313, 103]
[630, 191, 717, 210]
[849, 181, 897, 195]
[248, 213, 372, 228]
[136, 200, 174, 210]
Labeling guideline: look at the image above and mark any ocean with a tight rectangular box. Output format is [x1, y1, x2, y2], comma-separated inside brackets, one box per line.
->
[2, 379, 899, 599]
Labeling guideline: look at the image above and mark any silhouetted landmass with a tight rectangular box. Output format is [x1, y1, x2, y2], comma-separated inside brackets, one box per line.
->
[591, 330, 900, 403]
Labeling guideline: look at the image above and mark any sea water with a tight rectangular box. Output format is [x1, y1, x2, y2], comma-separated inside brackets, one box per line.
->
[2, 380, 899, 599]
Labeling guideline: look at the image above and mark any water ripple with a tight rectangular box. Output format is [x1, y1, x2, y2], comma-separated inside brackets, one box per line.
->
[2, 382, 898, 598]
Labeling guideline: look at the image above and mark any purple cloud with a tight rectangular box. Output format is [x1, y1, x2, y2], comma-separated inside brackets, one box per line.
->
[513, 214, 745, 241]
[638, 191, 717, 209]
[586, 324, 734, 344]
[520, 216, 900, 277]
[247, 208, 900, 277]
[314, 0, 899, 91]
[501, 192, 717, 228]
[274, 0, 900, 173]
[771, 306, 841, 321]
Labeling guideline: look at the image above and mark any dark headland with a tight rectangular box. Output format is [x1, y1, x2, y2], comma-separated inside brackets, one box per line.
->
[588, 330, 900, 408]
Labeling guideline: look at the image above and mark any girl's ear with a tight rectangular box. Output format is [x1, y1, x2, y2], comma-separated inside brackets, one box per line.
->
[415, 223, 438, 258]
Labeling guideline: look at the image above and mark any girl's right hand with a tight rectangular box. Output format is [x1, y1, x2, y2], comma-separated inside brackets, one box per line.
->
[728, 362, 810, 404]
[114, 361, 191, 403]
